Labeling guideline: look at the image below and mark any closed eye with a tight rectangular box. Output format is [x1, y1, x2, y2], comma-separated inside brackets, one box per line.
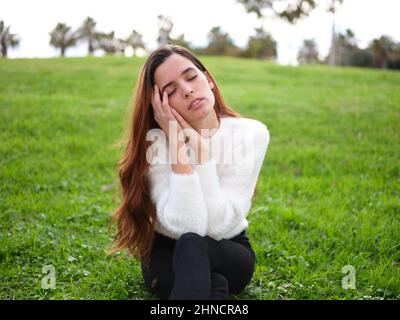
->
[167, 75, 197, 97]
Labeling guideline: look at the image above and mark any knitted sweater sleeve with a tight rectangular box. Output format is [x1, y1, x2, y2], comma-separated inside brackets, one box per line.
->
[193, 121, 270, 240]
[146, 144, 208, 238]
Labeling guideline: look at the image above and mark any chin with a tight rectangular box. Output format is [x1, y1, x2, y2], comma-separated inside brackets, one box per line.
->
[194, 103, 212, 118]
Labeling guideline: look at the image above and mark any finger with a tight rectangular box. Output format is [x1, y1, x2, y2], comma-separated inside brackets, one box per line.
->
[171, 110, 196, 144]
[171, 113, 194, 145]
[152, 85, 161, 109]
[154, 84, 161, 99]
[171, 108, 190, 129]
[161, 91, 169, 112]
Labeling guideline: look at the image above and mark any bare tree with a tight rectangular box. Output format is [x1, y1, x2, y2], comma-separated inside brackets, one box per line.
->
[49, 23, 79, 57]
[0, 20, 20, 58]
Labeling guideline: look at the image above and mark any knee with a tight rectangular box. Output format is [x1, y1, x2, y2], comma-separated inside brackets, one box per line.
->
[177, 232, 205, 245]
[174, 232, 207, 256]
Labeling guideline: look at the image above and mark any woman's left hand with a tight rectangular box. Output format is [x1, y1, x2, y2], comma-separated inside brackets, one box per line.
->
[170, 108, 210, 164]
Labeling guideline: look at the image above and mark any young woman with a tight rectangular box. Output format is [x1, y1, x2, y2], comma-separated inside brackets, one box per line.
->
[109, 44, 270, 300]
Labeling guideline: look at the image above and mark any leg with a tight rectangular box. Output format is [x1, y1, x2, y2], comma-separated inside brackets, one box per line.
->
[141, 233, 176, 300]
[205, 234, 256, 295]
[141, 249, 175, 300]
[141, 231, 255, 299]
[210, 272, 229, 300]
[141, 232, 218, 300]
[169, 232, 211, 300]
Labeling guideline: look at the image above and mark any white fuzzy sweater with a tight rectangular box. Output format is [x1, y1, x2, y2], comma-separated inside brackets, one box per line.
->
[145, 116, 270, 241]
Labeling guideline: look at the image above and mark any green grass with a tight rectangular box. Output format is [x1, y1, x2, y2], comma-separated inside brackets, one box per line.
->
[0, 56, 399, 300]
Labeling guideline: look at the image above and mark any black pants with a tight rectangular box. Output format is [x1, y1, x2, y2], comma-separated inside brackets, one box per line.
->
[141, 230, 256, 300]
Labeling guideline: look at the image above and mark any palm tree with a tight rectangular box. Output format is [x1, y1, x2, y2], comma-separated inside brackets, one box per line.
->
[157, 15, 173, 47]
[76, 17, 102, 56]
[125, 30, 145, 56]
[327, 29, 357, 66]
[49, 23, 78, 57]
[0, 20, 20, 58]
[327, 0, 344, 66]
[98, 31, 126, 56]
[168, 33, 193, 50]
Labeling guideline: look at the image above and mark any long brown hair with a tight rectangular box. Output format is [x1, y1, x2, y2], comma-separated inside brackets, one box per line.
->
[108, 44, 243, 267]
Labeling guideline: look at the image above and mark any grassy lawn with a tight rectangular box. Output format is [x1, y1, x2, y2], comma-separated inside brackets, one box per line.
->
[0, 56, 399, 299]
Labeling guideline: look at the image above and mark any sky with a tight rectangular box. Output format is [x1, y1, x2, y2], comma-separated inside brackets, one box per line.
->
[1, 0, 399, 64]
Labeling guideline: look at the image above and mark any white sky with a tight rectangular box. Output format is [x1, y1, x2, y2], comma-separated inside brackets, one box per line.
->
[1, 0, 399, 64]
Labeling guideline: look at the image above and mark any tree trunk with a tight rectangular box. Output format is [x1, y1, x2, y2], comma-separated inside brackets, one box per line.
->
[329, 4, 336, 66]
[1, 41, 7, 58]
[88, 40, 94, 56]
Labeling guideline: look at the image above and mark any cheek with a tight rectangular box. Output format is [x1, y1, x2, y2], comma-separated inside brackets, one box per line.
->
[203, 82, 214, 97]
[169, 97, 186, 112]
[207, 94, 215, 109]
[204, 85, 215, 104]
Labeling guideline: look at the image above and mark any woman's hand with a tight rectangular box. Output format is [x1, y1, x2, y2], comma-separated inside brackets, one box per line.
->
[151, 84, 193, 169]
[151, 84, 209, 164]
[170, 108, 210, 164]
[151, 84, 181, 140]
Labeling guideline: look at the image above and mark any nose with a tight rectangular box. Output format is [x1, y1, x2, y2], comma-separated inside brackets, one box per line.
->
[184, 87, 194, 98]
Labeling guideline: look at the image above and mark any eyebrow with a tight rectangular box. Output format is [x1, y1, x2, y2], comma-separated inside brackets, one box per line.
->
[161, 67, 196, 93]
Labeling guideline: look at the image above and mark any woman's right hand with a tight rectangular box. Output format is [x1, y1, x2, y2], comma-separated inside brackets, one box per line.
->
[151, 84, 192, 170]
[151, 84, 182, 140]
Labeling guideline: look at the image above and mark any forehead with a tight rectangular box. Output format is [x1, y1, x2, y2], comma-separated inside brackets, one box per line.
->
[154, 54, 196, 85]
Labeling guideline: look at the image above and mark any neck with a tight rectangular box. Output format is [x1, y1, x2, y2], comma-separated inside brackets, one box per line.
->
[191, 109, 220, 139]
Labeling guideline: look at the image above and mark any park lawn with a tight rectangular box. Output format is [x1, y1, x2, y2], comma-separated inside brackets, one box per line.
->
[0, 55, 399, 300]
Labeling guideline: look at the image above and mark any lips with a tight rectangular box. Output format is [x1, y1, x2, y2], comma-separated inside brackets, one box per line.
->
[189, 98, 204, 110]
